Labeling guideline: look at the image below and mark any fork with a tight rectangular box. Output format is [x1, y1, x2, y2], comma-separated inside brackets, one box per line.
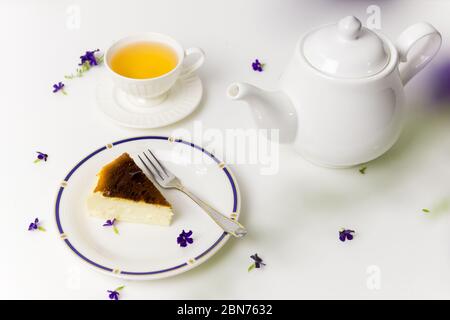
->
[138, 149, 247, 238]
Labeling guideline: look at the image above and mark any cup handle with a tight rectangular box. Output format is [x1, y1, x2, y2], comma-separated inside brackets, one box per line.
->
[180, 47, 205, 78]
[396, 22, 441, 85]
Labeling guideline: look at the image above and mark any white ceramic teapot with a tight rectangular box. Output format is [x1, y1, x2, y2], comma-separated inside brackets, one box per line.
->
[227, 16, 442, 167]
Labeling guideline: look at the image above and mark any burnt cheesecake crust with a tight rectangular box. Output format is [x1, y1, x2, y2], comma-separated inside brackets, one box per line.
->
[94, 153, 170, 207]
[86, 153, 173, 226]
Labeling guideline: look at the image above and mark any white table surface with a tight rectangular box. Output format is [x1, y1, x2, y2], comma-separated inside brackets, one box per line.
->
[2, 0, 450, 299]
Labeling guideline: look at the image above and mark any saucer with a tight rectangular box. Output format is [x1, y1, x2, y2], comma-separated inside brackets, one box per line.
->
[96, 74, 202, 129]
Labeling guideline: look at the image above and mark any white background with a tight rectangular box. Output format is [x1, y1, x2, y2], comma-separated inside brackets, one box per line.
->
[2, 0, 450, 299]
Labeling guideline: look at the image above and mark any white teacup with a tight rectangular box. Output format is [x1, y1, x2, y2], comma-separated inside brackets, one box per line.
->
[105, 33, 205, 107]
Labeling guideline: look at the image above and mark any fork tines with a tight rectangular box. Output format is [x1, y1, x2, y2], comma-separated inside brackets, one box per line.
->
[138, 149, 169, 181]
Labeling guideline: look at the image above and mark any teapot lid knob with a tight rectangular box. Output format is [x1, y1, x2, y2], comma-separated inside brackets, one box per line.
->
[301, 15, 389, 78]
[338, 16, 362, 40]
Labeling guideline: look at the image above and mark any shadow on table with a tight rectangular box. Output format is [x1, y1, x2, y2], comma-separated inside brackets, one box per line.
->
[259, 105, 450, 230]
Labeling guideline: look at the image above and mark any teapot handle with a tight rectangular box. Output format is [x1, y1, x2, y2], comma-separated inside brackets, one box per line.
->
[396, 22, 441, 85]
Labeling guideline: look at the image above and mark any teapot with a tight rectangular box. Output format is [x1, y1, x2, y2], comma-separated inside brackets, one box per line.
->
[227, 16, 441, 167]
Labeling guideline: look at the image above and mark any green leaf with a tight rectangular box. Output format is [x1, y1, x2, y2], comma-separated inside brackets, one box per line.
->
[82, 62, 90, 71]
[115, 285, 125, 291]
[38, 226, 46, 232]
[33, 159, 40, 163]
[76, 68, 84, 77]
[359, 166, 367, 174]
[422, 208, 430, 213]
[113, 226, 119, 235]
[247, 263, 256, 272]
[96, 55, 104, 64]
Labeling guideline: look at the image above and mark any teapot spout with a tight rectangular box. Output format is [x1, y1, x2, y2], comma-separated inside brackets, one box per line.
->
[227, 82, 297, 143]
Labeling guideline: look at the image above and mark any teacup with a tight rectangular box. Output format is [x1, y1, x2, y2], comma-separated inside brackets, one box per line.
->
[105, 33, 205, 107]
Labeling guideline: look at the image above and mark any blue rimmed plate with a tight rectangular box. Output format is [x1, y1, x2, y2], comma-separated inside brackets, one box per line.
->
[55, 136, 240, 280]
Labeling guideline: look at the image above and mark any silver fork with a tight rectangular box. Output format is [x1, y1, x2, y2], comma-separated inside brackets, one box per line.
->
[138, 149, 247, 238]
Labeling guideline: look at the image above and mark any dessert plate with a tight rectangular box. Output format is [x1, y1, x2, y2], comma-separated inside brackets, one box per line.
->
[96, 74, 202, 129]
[54, 136, 240, 280]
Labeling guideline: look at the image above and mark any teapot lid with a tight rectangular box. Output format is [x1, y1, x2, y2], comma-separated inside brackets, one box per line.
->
[302, 16, 390, 78]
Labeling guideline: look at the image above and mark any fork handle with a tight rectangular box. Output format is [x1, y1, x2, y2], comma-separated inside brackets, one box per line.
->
[178, 187, 247, 238]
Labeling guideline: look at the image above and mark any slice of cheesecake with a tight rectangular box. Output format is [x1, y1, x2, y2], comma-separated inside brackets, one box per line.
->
[86, 153, 173, 226]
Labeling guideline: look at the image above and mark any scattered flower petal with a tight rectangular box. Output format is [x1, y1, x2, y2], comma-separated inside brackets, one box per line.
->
[339, 228, 355, 242]
[34, 151, 48, 163]
[248, 253, 265, 271]
[103, 218, 119, 235]
[79, 49, 100, 66]
[52, 82, 67, 95]
[177, 230, 194, 247]
[252, 59, 264, 72]
[103, 218, 115, 227]
[65, 49, 104, 79]
[107, 285, 124, 300]
[28, 218, 45, 232]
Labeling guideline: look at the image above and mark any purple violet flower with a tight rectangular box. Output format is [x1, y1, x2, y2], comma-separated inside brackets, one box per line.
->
[28, 218, 45, 232]
[248, 253, 265, 272]
[34, 151, 48, 163]
[103, 218, 119, 235]
[339, 229, 355, 242]
[52, 82, 66, 94]
[107, 285, 124, 300]
[79, 49, 100, 66]
[65, 49, 103, 79]
[103, 218, 115, 227]
[177, 230, 194, 247]
[252, 59, 264, 72]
